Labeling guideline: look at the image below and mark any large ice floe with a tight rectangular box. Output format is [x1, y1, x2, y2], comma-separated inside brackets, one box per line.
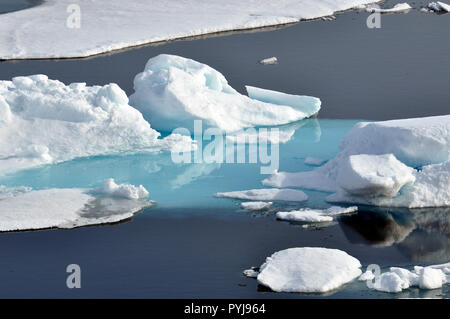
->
[251, 247, 362, 293]
[0, 0, 377, 60]
[264, 116, 450, 208]
[0, 179, 152, 231]
[129, 54, 321, 132]
[0, 74, 193, 176]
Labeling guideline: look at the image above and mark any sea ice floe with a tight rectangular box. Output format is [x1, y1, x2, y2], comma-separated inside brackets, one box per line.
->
[0, 74, 193, 175]
[255, 247, 362, 293]
[304, 157, 326, 166]
[276, 210, 333, 223]
[428, 1, 450, 12]
[129, 54, 321, 132]
[0, 179, 152, 232]
[264, 116, 450, 208]
[216, 188, 308, 202]
[259, 57, 278, 65]
[361, 263, 450, 293]
[243, 268, 260, 278]
[276, 206, 357, 223]
[366, 3, 412, 14]
[241, 201, 273, 211]
[0, 0, 378, 60]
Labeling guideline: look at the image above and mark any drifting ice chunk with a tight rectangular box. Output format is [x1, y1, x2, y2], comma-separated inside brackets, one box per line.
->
[304, 157, 326, 166]
[92, 178, 149, 200]
[243, 268, 259, 278]
[216, 188, 308, 202]
[0, 74, 193, 176]
[366, 3, 412, 13]
[373, 272, 404, 293]
[359, 270, 375, 281]
[241, 201, 272, 211]
[0, 179, 152, 232]
[336, 154, 416, 197]
[276, 210, 333, 223]
[365, 263, 449, 293]
[276, 206, 357, 223]
[418, 268, 446, 290]
[428, 1, 450, 12]
[256, 247, 362, 293]
[129, 55, 320, 132]
[259, 57, 278, 65]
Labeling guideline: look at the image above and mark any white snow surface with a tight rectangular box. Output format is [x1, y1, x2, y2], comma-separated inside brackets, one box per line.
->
[264, 116, 450, 208]
[129, 54, 321, 132]
[0, 180, 152, 231]
[0, 74, 193, 175]
[276, 206, 357, 223]
[366, 3, 412, 13]
[241, 201, 273, 211]
[216, 188, 308, 202]
[256, 247, 362, 293]
[0, 0, 377, 60]
[92, 178, 149, 200]
[361, 263, 450, 293]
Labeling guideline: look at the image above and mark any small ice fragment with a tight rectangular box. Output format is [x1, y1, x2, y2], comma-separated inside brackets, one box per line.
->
[324, 206, 358, 216]
[276, 210, 333, 223]
[240, 201, 272, 211]
[428, 1, 450, 12]
[259, 57, 278, 65]
[359, 270, 376, 281]
[216, 188, 308, 202]
[418, 268, 446, 290]
[373, 272, 404, 293]
[243, 268, 259, 278]
[304, 157, 326, 166]
[92, 178, 149, 200]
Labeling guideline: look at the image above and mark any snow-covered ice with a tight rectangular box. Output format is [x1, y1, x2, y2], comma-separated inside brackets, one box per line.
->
[0, 74, 193, 175]
[129, 54, 320, 132]
[264, 116, 450, 208]
[241, 201, 273, 211]
[276, 210, 333, 223]
[0, 0, 378, 60]
[304, 157, 326, 166]
[0, 179, 152, 232]
[243, 268, 259, 278]
[428, 1, 450, 12]
[276, 206, 357, 223]
[216, 188, 308, 202]
[361, 263, 449, 293]
[92, 178, 149, 200]
[259, 57, 278, 65]
[335, 154, 416, 197]
[366, 3, 412, 13]
[255, 247, 362, 293]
